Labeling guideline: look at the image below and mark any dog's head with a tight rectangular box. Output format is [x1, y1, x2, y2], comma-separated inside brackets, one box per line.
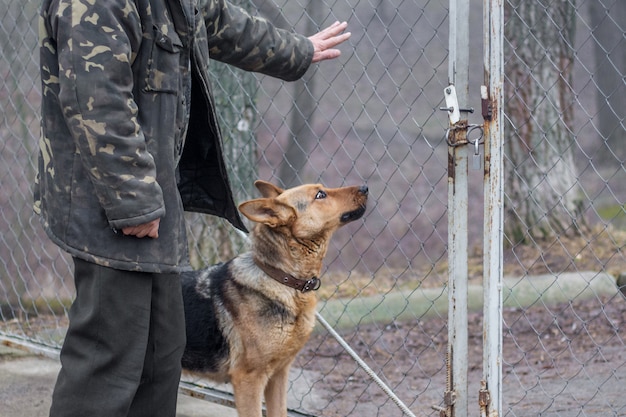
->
[238, 181, 368, 240]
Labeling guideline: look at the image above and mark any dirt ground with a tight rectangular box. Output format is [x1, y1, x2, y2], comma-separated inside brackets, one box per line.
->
[294, 290, 626, 417]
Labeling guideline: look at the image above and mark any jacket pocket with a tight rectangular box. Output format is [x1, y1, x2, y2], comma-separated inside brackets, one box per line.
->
[144, 26, 183, 94]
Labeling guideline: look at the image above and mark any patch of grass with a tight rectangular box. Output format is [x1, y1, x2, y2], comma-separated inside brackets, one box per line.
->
[321, 223, 626, 301]
[598, 204, 626, 229]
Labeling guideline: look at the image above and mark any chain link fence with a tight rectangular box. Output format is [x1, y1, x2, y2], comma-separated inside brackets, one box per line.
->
[1, 0, 625, 416]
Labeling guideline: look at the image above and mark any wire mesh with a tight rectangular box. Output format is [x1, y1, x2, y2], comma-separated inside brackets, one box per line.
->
[1, 0, 625, 416]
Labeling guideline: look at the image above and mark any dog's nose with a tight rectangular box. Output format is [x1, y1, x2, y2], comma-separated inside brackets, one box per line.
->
[359, 185, 369, 195]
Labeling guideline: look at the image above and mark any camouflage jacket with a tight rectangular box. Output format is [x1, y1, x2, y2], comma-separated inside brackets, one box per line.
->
[36, 0, 313, 273]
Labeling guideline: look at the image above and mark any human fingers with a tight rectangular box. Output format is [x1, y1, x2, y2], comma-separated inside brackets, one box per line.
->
[122, 218, 160, 239]
[309, 21, 350, 47]
[316, 21, 349, 39]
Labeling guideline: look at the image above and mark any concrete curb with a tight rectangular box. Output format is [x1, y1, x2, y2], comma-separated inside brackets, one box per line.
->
[317, 271, 620, 330]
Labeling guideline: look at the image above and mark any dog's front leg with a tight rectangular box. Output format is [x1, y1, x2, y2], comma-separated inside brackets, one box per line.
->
[231, 370, 267, 417]
[264, 364, 291, 417]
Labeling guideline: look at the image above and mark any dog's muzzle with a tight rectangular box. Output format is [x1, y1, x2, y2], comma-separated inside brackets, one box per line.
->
[340, 185, 368, 223]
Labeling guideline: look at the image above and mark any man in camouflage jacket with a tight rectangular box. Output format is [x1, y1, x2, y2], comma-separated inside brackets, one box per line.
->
[36, 0, 350, 414]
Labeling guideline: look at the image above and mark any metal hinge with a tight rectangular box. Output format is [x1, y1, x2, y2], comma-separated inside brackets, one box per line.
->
[432, 390, 456, 417]
[479, 380, 492, 416]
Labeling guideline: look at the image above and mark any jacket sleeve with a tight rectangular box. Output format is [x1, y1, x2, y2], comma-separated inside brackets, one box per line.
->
[201, 0, 314, 81]
[49, 0, 165, 229]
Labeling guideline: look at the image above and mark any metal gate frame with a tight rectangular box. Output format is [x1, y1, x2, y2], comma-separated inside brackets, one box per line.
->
[481, 1, 504, 416]
[442, 0, 504, 416]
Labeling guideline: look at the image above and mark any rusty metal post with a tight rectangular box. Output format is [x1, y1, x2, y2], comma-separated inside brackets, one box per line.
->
[445, 0, 471, 416]
[481, 0, 504, 415]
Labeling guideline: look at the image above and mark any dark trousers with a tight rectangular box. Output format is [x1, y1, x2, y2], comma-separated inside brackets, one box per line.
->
[49, 257, 186, 417]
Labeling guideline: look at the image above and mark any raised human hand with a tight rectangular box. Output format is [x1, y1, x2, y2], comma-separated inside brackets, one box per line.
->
[308, 21, 351, 63]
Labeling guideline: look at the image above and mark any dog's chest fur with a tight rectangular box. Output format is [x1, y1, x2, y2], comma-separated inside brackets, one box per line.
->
[180, 255, 317, 381]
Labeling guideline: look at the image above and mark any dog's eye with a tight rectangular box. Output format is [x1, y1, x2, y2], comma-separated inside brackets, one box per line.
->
[315, 190, 327, 200]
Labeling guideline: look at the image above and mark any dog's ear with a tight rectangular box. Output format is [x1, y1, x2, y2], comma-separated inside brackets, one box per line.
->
[239, 199, 296, 228]
[254, 180, 284, 198]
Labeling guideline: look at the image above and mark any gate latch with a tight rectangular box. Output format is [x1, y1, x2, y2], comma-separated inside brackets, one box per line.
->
[441, 86, 461, 124]
[440, 85, 474, 124]
[481, 85, 493, 121]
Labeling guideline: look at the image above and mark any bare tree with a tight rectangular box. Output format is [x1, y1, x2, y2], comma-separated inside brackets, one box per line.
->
[589, 0, 626, 163]
[277, 0, 322, 188]
[504, 0, 583, 242]
[251, 0, 322, 188]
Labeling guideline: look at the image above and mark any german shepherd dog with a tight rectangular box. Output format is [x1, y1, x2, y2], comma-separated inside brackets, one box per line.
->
[181, 180, 368, 417]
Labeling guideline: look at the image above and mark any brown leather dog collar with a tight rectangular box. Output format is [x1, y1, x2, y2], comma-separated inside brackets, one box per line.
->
[253, 258, 321, 293]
